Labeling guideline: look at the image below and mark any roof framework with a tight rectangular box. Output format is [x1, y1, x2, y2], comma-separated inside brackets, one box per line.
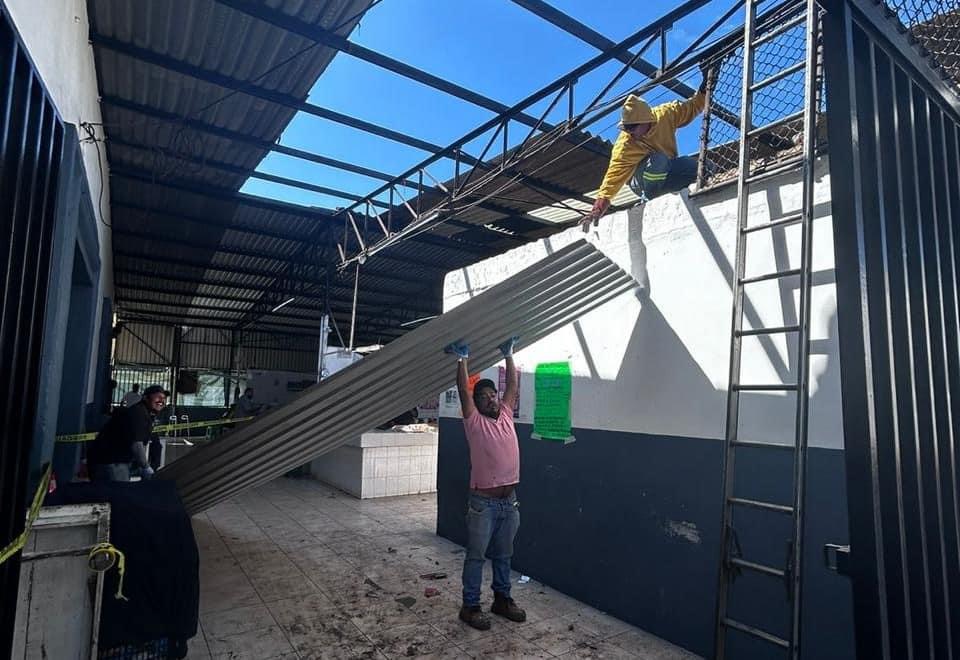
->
[90, 0, 787, 345]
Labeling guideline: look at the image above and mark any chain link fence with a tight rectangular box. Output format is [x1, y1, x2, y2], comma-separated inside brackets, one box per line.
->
[884, 0, 959, 90]
[698, 4, 826, 189]
[697, 0, 956, 190]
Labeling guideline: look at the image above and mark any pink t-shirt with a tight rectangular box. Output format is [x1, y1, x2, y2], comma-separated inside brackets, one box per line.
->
[462, 402, 520, 489]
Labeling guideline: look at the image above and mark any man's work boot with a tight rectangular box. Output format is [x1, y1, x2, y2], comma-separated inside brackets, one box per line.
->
[491, 593, 526, 622]
[459, 605, 492, 631]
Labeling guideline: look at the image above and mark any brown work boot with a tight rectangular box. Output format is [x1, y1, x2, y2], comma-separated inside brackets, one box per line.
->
[459, 605, 492, 630]
[491, 593, 526, 622]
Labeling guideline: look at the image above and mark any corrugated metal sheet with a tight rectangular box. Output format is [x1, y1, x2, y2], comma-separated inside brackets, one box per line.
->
[181, 326, 234, 369]
[159, 241, 638, 512]
[113, 323, 175, 365]
[89, 0, 372, 189]
[239, 330, 318, 372]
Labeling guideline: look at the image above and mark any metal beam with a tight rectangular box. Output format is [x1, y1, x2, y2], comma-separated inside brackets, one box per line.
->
[112, 248, 431, 296]
[102, 95, 416, 187]
[214, 0, 561, 134]
[112, 199, 454, 273]
[90, 33, 446, 155]
[90, 33, 588, 207]
[117, 308, 327, 334]
[508, 0, 741, 130]
[110, 227, 429, 287]
[328, 0, 714, 229]
[118, 308, 405, 339]
[116, 296, 405, 333]
[113, 280, 436, 315]
[114, 267, 440, 312]
[110, 168, 495, 257]
[109, 137, 546, 235]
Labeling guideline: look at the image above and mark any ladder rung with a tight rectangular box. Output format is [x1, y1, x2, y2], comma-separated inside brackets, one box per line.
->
[744, 157, 806, 185]
[733, 383, 799, 392]
[749, 61, 806, 94]
[751, 14, 807, 47]
[747, 111, 805, 139]
[732, 440, 795, 451]
[742, 213, 803, 234]
[740, 268, 802, 285]
[729, 557, 787, 578]
[736, 324, 800, 337]
[723, 617, 791, 648]
[729, 497, 794, 514]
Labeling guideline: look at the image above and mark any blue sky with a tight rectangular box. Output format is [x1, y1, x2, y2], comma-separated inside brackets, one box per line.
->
[240, 0, 741, 210]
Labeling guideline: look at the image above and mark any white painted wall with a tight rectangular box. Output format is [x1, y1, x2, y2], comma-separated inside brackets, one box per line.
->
[441, 159, 843, 450]
[5, 0, 114, 400]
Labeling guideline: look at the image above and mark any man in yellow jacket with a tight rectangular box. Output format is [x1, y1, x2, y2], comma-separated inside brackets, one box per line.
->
[583, 75, 708, 230]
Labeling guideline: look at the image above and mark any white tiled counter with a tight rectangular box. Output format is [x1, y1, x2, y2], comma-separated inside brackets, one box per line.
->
[309, 429, 438, 499]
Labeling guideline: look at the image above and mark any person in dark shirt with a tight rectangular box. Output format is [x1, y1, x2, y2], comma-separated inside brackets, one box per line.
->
[88, 385, 167, 481]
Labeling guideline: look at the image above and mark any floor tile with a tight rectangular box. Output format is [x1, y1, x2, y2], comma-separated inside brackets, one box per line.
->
[206, 625, 295, 659]
[200, 603, 277, 638]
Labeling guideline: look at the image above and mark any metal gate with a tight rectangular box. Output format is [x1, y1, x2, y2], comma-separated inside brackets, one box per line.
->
[0, 5, 66, 657]
[823, 0, 960, 657]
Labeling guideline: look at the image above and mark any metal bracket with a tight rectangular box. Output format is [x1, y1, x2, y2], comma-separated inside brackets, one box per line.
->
[823, 543, 851, 576]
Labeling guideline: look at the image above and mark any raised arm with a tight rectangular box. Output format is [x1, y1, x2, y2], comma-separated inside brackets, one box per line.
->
[499, 336, 519, 408]
[445, 340, 475, 418]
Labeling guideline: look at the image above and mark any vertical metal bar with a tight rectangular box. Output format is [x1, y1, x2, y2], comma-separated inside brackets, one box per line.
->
[567, 81, 575, 123]
[502, 121, 508, 168]
[921, 92, 954, 660]
[934, 105, 960, 659]
[714, 2, 756, 657]
[944, 121, 960, 649]
[786, 2, 818, 655]
[660, 27, 668, 74]
[348, 262, 359, 352]
[387, 187, 394, 233]
[874, 47, 914, 659]
[697, 63, 717, 189]
[902, 76, 935, 658]
[417, 170, 423, 215]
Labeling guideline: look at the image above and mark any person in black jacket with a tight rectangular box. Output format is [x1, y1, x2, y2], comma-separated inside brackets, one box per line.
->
[88, 385, 167, 481]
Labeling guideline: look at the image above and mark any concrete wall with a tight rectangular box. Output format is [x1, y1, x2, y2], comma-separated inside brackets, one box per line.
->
[436, 160, 855, 658]
[5, 0, 113, 395]
[5, 2, 113, 480]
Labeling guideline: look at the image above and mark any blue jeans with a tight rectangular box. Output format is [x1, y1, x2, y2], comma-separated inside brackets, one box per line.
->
[462, 492, 520, 607]
[630, 152, 698, 200]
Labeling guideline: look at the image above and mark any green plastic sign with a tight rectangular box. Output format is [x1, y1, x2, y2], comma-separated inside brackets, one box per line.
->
[532, 362, 575, 444]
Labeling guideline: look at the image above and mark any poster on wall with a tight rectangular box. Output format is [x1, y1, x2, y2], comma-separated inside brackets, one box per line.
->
[532, 362, 575, 444]
[498, 366, 521, 418]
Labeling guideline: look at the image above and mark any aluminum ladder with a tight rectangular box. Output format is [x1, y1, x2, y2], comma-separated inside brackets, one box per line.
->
[713, 0, 820, 657]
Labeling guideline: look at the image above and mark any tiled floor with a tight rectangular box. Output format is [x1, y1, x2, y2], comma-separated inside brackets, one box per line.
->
[188, 478, 700, 659]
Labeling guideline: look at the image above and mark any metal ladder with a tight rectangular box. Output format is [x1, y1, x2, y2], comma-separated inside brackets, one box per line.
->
[714, 0, 820, 657]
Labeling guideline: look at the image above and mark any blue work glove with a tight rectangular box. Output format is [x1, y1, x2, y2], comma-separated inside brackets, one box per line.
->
[141, 466, 155, 480]
[443, 340, 470, 359]
[498, 336, 520, 357]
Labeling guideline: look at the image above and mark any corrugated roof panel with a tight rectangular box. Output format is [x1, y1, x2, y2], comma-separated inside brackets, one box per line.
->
[162, 241, 638, 512]
[113, 322, 175, 365]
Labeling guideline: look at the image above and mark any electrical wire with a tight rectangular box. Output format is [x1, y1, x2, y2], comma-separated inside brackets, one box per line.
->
[80, 121, 111, 228]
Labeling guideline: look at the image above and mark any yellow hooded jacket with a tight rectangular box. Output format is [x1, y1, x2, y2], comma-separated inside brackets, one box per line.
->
[597, 92, 706, 200]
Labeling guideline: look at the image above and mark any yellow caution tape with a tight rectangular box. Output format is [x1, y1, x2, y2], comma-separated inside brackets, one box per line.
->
[88, 542, 129, 601]
[0, 465, 52, 565]
[55, 416, 254, 443]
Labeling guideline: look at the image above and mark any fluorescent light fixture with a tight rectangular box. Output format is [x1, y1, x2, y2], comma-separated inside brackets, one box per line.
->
[271, 297, 296, 313]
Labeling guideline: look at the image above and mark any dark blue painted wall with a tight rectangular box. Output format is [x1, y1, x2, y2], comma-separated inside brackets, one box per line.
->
[32, 127, 103, 484]
[437, 419, 855, 659]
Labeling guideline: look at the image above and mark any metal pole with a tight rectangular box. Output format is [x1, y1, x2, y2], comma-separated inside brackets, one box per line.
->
[349, 262, 360, 351]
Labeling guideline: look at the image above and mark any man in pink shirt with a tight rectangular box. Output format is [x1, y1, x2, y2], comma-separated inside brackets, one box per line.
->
[444, 336, 526, 631]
